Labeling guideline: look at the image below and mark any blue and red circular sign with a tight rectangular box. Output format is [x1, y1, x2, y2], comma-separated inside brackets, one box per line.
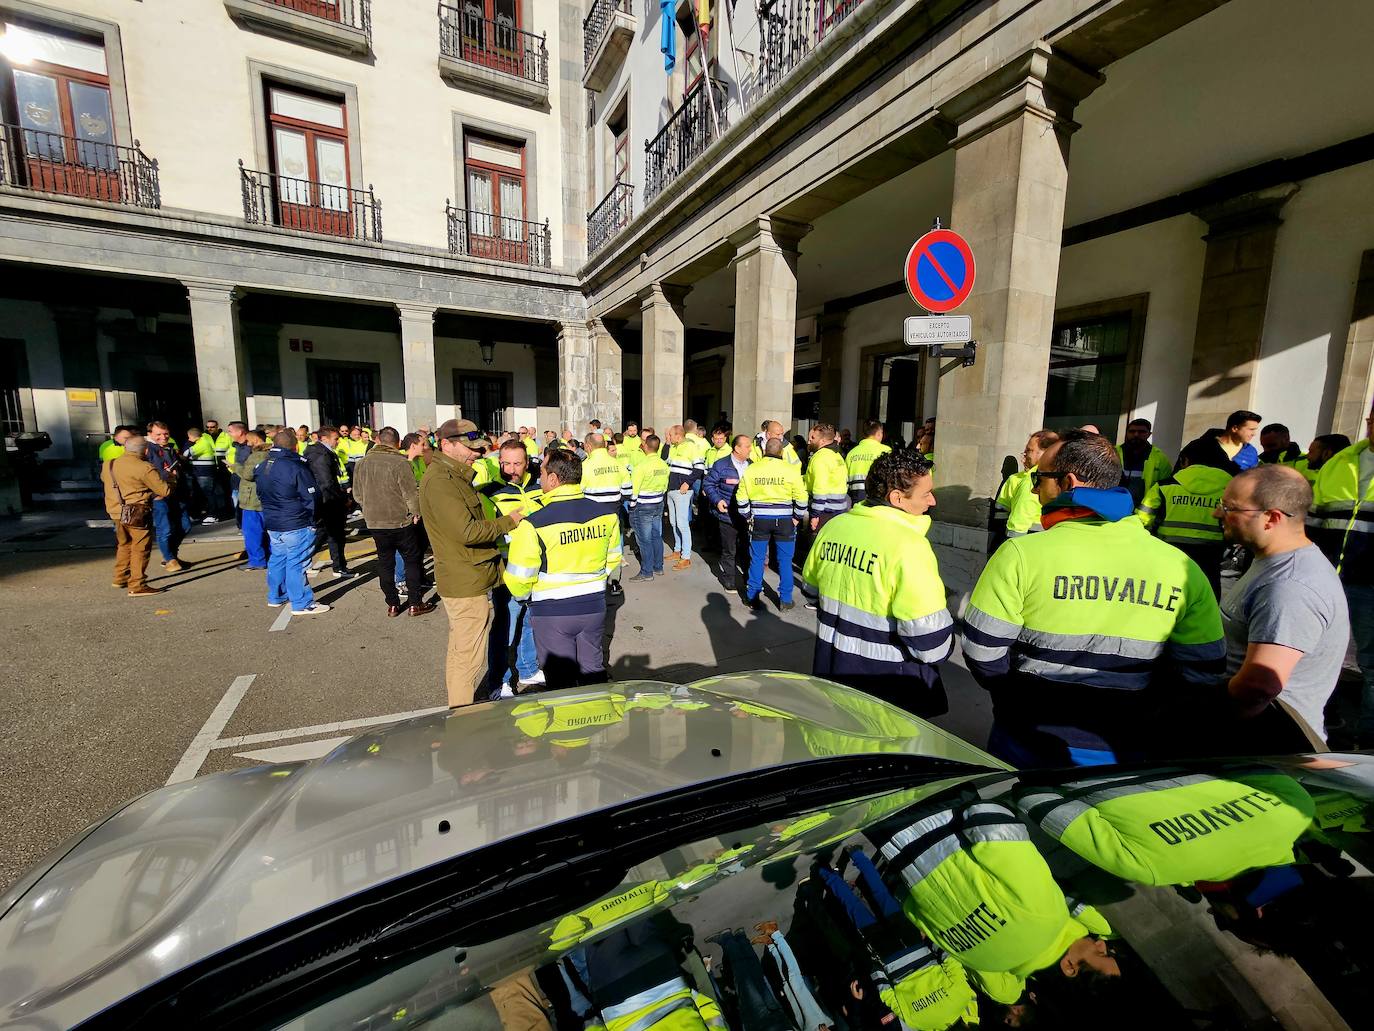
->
[904, 228, 976, 314]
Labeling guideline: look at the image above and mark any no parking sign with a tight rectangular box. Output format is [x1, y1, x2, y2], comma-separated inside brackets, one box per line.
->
[904, 228, 976, 314]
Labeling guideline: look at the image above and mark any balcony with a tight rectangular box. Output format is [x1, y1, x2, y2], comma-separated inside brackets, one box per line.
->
[0, 124, 160, 209]
[583, 0, 635, 92]
[644, 79, 729, 203]
[437, 3, 549, 108]
[447, 202, 551, 268]
[240, 161, 382, 242]
[587, 181, 633, 256]
[757, 0, 865, 95]
[223, 0, 372, 56]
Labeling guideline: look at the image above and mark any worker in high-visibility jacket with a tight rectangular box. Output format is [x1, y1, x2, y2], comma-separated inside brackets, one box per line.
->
[203, 419, 231, 466]
[582, 432, 631, 596]
[481, 440, 546, 696]
[628, 434, 670, 579]
[504, 449, 621, 688]
[963, 430, 1224, 768]
[995, 429, 1060, 540]
[98, 426, 132, 463]
[579, 918, 727, 1031]
[846, 420, 891, 504]
[184, 427, 222, 523]
[665, 425, 704, 570]
[737, 436, 809, 611]
[703, 426, 731, 468]
[1312, 408, 1374, 745]
[1116, 417, 1173, 505]
[750, 419, 802, 466]
[1013, 767, 1314, 888]
[803, 450, 952, 717]
[1137, 439, 1233, 598]
[343, 426, 369, 481]
[804, 422, 851, 529]
[870, 795, 1119, 1006]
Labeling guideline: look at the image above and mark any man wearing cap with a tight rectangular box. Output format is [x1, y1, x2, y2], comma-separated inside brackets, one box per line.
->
[421, 419, 526, 707]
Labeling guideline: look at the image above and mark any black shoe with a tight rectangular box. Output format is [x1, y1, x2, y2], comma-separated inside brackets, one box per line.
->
[629, 572, 654, 583]
[747, 595, 764, 610]
[720, 579, 736, 592]
[608, 580, 624, 596]
[333, 569, 358, 580]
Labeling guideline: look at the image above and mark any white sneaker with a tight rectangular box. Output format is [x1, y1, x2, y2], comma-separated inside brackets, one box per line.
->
[496, 683, 516, 699]
[521, 669, 546, 688]
[292, 603, 331, 616]
[201, 515, 218, 525]
[268, 600, 285, 608]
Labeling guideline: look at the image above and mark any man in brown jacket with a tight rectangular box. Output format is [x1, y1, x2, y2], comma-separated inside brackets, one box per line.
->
[353, 426, 434, 618]
[420, 419, 525, 707]
[101, 433, 172, 596]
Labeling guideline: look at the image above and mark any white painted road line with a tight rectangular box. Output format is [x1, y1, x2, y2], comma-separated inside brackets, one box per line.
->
[233, 736, 352, 764]
[268, 605, 293, 632]
[210, 706, 448, 751]
[167, 674, 256, 785]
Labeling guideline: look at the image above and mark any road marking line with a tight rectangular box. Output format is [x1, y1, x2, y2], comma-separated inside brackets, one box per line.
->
[209, 706, 447, 750]
[268, 605, 293, 632]
[167, 674, 256, 784]
[233, 736, 352, 764]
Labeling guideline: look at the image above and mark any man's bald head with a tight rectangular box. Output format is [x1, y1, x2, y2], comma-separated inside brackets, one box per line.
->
[764, 437, 785, 458]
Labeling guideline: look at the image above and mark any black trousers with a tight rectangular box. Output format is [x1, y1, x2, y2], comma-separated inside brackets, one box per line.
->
[313, 498, 348, 571]
[717, 517, 748, 587]
[371, 524, 424, 607]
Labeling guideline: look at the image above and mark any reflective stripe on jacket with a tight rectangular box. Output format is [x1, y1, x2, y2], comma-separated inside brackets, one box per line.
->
[503, 485, 622, 614]
[583, 448, 632, 506]
[666, 441, 705, 489]
[805, 444, 851, 517]
[736, 456, 807, 520]
[1311, 439, 1374, 583]
[802, 503, 953, 694]
[631, 455, 670, 508]
[845, 438, 891, 501]
[1137, 464, 1231, 544]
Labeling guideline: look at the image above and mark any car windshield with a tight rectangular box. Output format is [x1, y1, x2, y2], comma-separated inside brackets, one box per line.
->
[180, 753, 1374, 1029]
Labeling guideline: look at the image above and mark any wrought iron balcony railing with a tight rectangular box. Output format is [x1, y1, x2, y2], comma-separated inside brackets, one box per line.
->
[644, 78, 728, 203]
[587, 180, 633, 255]
[240, 161, 382, 242]
[438, 3, 548, 85]
[583, 0, 632, 71]
[263, 0, 371, 34]
[447, 202, 551, 267]
[758, 0, 865, 96]
[0, 123, 160, 208]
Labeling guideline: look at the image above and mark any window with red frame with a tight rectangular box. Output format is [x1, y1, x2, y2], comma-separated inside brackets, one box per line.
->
[464, 133, 528, 261]
[266, 84, 351, 236]
[1, 20, 122, 200]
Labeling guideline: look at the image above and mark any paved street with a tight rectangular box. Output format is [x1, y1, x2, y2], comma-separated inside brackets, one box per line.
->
[0, 511, 993, 892]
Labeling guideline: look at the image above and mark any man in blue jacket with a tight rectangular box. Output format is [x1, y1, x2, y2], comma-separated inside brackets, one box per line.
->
[256, 429, 330, 616]
[704, 433, 753, 591]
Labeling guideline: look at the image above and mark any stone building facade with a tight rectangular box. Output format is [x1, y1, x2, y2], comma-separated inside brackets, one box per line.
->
[3, 0, 1374, 561]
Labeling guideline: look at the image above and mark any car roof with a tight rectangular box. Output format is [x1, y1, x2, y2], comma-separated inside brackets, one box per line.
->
[0, 673, 1001, 1027]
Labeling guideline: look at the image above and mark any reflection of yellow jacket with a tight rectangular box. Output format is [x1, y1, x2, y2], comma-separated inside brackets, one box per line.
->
[547, 880, 671, 951]
[511, 690, 625, 748]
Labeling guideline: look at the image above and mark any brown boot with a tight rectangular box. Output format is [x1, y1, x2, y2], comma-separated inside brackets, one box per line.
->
[667, 551, 681, 561]
[163, 558, 185, 572]
[673, 558, 692, 571]
[128, 585, 163, 597]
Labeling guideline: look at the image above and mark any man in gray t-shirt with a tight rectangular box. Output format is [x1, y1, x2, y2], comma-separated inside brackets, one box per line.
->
[1219, 465, 1350, 741]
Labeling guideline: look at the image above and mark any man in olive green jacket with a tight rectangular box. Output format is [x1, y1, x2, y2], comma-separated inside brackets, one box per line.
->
[420, 419, 525, 707]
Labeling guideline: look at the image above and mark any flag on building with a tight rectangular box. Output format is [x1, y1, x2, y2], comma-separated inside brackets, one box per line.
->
[661, 0, 676, 71]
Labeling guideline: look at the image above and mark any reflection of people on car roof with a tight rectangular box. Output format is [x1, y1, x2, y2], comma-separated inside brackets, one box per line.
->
[1011, 766, 1315, 886]
[580, 912, 725, 1031]
[866, 799, 1118, 1005]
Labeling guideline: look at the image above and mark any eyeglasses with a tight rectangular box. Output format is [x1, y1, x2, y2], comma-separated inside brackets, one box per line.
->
[443, 431, 483, 443]
[1218, 502, 1293, 518]
[1029, 470, 1066, 489]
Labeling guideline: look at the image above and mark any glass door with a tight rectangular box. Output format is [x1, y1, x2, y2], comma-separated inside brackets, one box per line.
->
[267, 86, 351, 237]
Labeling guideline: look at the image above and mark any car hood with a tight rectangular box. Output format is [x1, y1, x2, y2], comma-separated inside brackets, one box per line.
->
[0, 672, 1000, 1027]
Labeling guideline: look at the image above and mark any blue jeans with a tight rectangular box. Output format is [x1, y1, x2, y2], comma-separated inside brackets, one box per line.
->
[490, 585, 539, 687]
[1346, 584, 1374, 740]
[631, 503, 664, 573]
[240, 508, 269, 568]
[151, 497, 191, 562]
[267, 525, 316, 611]
[394, 550, 405, 583]
[748, 519, 795, 603]
[666, 488, 693, 558]
[987, 722, 1119, 768]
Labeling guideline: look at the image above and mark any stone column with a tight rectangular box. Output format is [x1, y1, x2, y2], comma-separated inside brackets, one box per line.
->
[1332, 250, 1374, 439]
[1181, 185, 1300, 443]
[592, 317, 624, 429]
[50, 304, 102, 463]
[639, 283, 690, 433]
[396, 303, 438, 432]
[557, 320, 596, 432]
[730, 215, 810, 436]
[241, 321, 283, 427]
[183, 279, 246, 425]
[933, 44, 1101, 543]
[817, 310, 846, 426]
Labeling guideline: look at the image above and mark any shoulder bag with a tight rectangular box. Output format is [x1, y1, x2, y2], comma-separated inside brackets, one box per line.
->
[108, 459, 152, 529]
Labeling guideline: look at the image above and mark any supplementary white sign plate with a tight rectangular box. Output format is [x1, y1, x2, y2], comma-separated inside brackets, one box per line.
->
[904, 314, 972, 346]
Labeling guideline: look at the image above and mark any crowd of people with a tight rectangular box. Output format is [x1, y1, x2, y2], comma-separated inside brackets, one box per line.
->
[98, 401, 1368, 761]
